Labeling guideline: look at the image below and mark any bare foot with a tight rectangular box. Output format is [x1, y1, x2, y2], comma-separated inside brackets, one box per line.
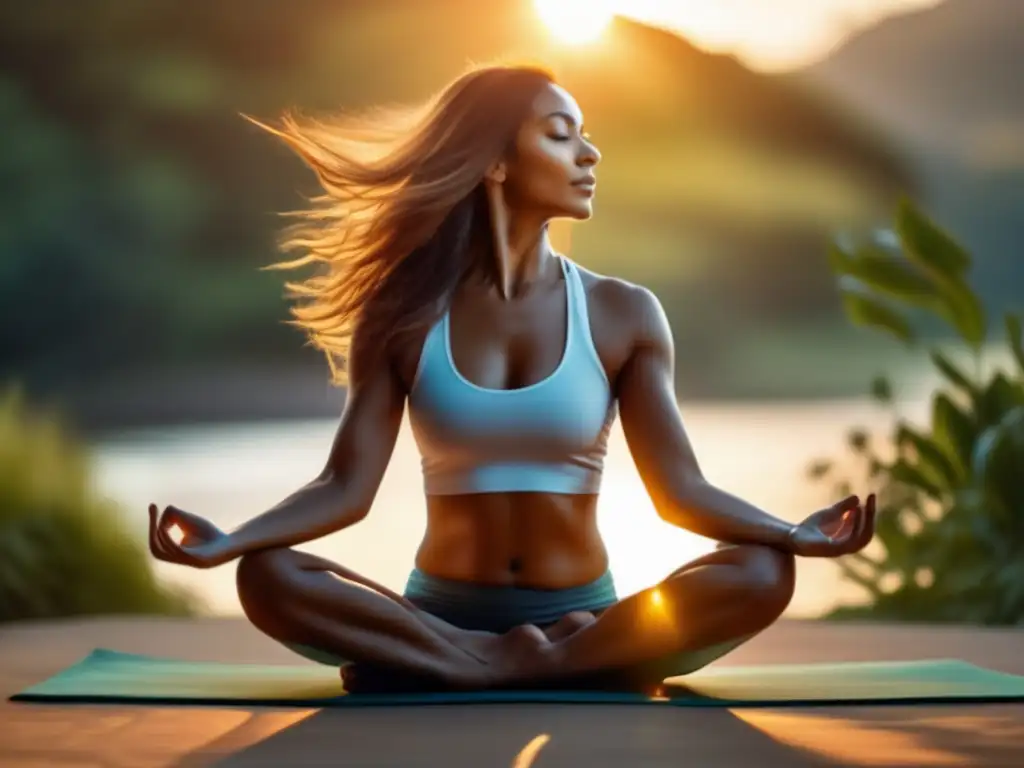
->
[340, 625, 506, 694]
[543, 611, 597, 642]
[483, 624, 563, 688]
[339, 622, 567, 694]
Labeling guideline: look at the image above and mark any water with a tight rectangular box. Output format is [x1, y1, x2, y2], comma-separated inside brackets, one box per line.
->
[92, 397, 931, 619]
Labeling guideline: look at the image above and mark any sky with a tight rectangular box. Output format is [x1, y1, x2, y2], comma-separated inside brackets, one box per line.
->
[610, 0, 944, 70]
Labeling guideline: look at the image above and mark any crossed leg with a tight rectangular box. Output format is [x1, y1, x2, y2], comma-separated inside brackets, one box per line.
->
[520, 543, 796, 689]
[235, 543, 794, 692]
[235, 548, 500, 689]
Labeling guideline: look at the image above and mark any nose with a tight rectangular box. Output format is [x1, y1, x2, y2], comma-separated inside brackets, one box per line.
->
[578, 137, 600, 167]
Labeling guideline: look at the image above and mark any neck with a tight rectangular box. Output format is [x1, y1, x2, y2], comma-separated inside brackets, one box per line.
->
[486, 194, 558, 300]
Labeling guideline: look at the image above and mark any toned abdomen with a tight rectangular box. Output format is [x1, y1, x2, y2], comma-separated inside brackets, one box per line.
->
[415, 492, 609, 590]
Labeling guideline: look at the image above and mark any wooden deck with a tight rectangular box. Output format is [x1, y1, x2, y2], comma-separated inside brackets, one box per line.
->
[3, 617, 1022, 767]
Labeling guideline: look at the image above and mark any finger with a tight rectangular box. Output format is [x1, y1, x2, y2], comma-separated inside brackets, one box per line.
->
[160, 506, 193, 544]
[149, 504, 176, 560]
[856, 494, 877, 549]
[816, 495, 860, 529]
[156, 506, 186, 560]
[845, 505, 868, 553]
[832, 495, 861, 515]
[161, 505, 185, 531]
[148, 504, 164, 557]
[163, 506, 205, 538]
[829, 507, 862, 554]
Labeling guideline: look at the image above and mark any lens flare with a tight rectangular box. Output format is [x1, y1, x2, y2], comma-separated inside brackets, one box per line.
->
[535, 0, 615, 44]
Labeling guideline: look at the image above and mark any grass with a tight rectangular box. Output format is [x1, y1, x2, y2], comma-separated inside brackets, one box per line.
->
[0, 386, 202, 622]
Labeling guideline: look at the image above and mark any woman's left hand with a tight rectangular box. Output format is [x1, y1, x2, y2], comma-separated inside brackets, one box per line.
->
[148, 504, 235, 569]
[787, 493, 877, 558]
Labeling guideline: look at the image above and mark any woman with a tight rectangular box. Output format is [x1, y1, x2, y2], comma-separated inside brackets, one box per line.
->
[148, 64, 877, 693]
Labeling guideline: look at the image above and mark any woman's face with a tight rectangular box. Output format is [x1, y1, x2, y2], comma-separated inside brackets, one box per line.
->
[502, 83, 601, 221]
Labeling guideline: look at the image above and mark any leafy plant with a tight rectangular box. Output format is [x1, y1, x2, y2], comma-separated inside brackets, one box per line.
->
[812, 198, 1024, 624]
[0, 387, 201, 621]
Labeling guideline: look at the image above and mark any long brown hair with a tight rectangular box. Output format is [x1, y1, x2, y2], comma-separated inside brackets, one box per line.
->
[251, 63, 555, 384]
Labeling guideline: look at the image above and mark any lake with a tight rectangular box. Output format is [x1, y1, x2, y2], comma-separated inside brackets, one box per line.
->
[92, 393, 935, 619]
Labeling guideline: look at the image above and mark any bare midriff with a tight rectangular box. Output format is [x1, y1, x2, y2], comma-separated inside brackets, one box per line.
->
[414, 492, 609, 590]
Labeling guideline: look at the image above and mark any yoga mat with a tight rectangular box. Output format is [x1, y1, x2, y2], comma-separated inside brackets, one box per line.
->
[12, 649, 1024, 708]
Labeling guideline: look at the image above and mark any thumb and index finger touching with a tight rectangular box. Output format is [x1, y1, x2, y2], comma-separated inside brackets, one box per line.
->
[148, 503, 194, 559]
[829, 492, 879, 552]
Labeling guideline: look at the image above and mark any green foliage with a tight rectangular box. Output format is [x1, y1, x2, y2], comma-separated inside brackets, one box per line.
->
[0, 387, 201, 621]
[813, 198, 1024, 625]
[0, 0, 910, 396]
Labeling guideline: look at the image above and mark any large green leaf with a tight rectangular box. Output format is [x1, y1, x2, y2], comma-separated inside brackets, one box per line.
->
[946, 489, 1012, 553]
[933, 275, 988, 349]
[828, 243, 939, 309]
[895, 422, 962, 489]
[995, 560, 1024, 620]
[839, 277, 916, 345]
[931, 393, 977, 477]
[976, 372, 1024, 429]
[873, 510, 917, 570]
[930, 349, 977, 396]
[888, 458, 944, 500]
[1007, 313, 1024, 374]
[895, 197, 971, 279]
[893, 199, 987, 347]
[971, 406, 1024, 515]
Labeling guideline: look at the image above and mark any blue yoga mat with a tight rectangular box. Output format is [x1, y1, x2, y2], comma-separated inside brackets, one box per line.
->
[11, 649, 1024, 708]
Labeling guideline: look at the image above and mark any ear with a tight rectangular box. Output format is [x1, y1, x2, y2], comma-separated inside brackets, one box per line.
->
[484, 159, 507, 185]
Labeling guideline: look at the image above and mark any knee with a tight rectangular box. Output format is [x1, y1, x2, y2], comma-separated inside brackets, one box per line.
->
[235, 548, 300, 621]
[736, 545, 795, 620]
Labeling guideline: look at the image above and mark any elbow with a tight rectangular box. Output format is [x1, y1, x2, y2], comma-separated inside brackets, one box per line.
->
[344, 504, 371, 526]
[318, 472, 371, 529]
[653, 475, 710, 529]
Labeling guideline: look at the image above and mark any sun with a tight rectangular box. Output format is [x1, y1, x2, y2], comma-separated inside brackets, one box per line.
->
[534, 0, 616, 45]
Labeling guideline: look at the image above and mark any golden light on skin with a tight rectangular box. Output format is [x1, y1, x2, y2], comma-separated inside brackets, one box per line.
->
[534, 0, 616, 44]
[646, 587, 673, 627]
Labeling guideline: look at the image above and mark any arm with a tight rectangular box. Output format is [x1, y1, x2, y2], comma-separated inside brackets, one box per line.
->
[218, 330, 407, 559]
[615, 286, 796, 548]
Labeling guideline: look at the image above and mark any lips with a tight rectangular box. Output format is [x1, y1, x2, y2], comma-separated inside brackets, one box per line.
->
[572, 175, 597, 187]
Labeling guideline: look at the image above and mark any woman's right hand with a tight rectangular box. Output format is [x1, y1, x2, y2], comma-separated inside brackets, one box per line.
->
[786, 494, 877, 558]
[148, 504, 236, 569]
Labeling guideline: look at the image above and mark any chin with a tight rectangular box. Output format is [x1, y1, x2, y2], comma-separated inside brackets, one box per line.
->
[559, 202, 594, 221]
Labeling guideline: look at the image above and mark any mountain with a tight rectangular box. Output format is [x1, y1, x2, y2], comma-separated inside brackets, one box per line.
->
[0, 0, 913, 400]
[799, 0, 1024, 313]
[802, 0, 1024, 166]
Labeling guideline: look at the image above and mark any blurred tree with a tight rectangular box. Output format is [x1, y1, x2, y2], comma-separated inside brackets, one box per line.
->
[811, 199, 1024, 624]
[0, 0, 912, 408]
[0, 387, 200, 620]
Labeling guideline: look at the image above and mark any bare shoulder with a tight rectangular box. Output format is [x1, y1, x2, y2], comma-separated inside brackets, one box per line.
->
[574, 262, 672, 353]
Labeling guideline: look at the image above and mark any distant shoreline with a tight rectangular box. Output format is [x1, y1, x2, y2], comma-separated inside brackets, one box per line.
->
[29, 363, 879, 439]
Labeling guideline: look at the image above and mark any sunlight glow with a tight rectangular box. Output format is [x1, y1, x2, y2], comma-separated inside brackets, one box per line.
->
[535, 0, 615, 44]
[735, 711, 966, 766]
[513, 734, 552, 768]
[544, 0, 945, 70]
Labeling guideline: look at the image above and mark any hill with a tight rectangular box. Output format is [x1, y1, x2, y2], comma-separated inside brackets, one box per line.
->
[0, 0, 911, 409]
[799, 0, 1024, 317]
[803, 0, 1024, 166]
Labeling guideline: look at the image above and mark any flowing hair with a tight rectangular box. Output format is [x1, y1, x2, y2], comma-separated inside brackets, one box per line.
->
[250, 63, 555, 384]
